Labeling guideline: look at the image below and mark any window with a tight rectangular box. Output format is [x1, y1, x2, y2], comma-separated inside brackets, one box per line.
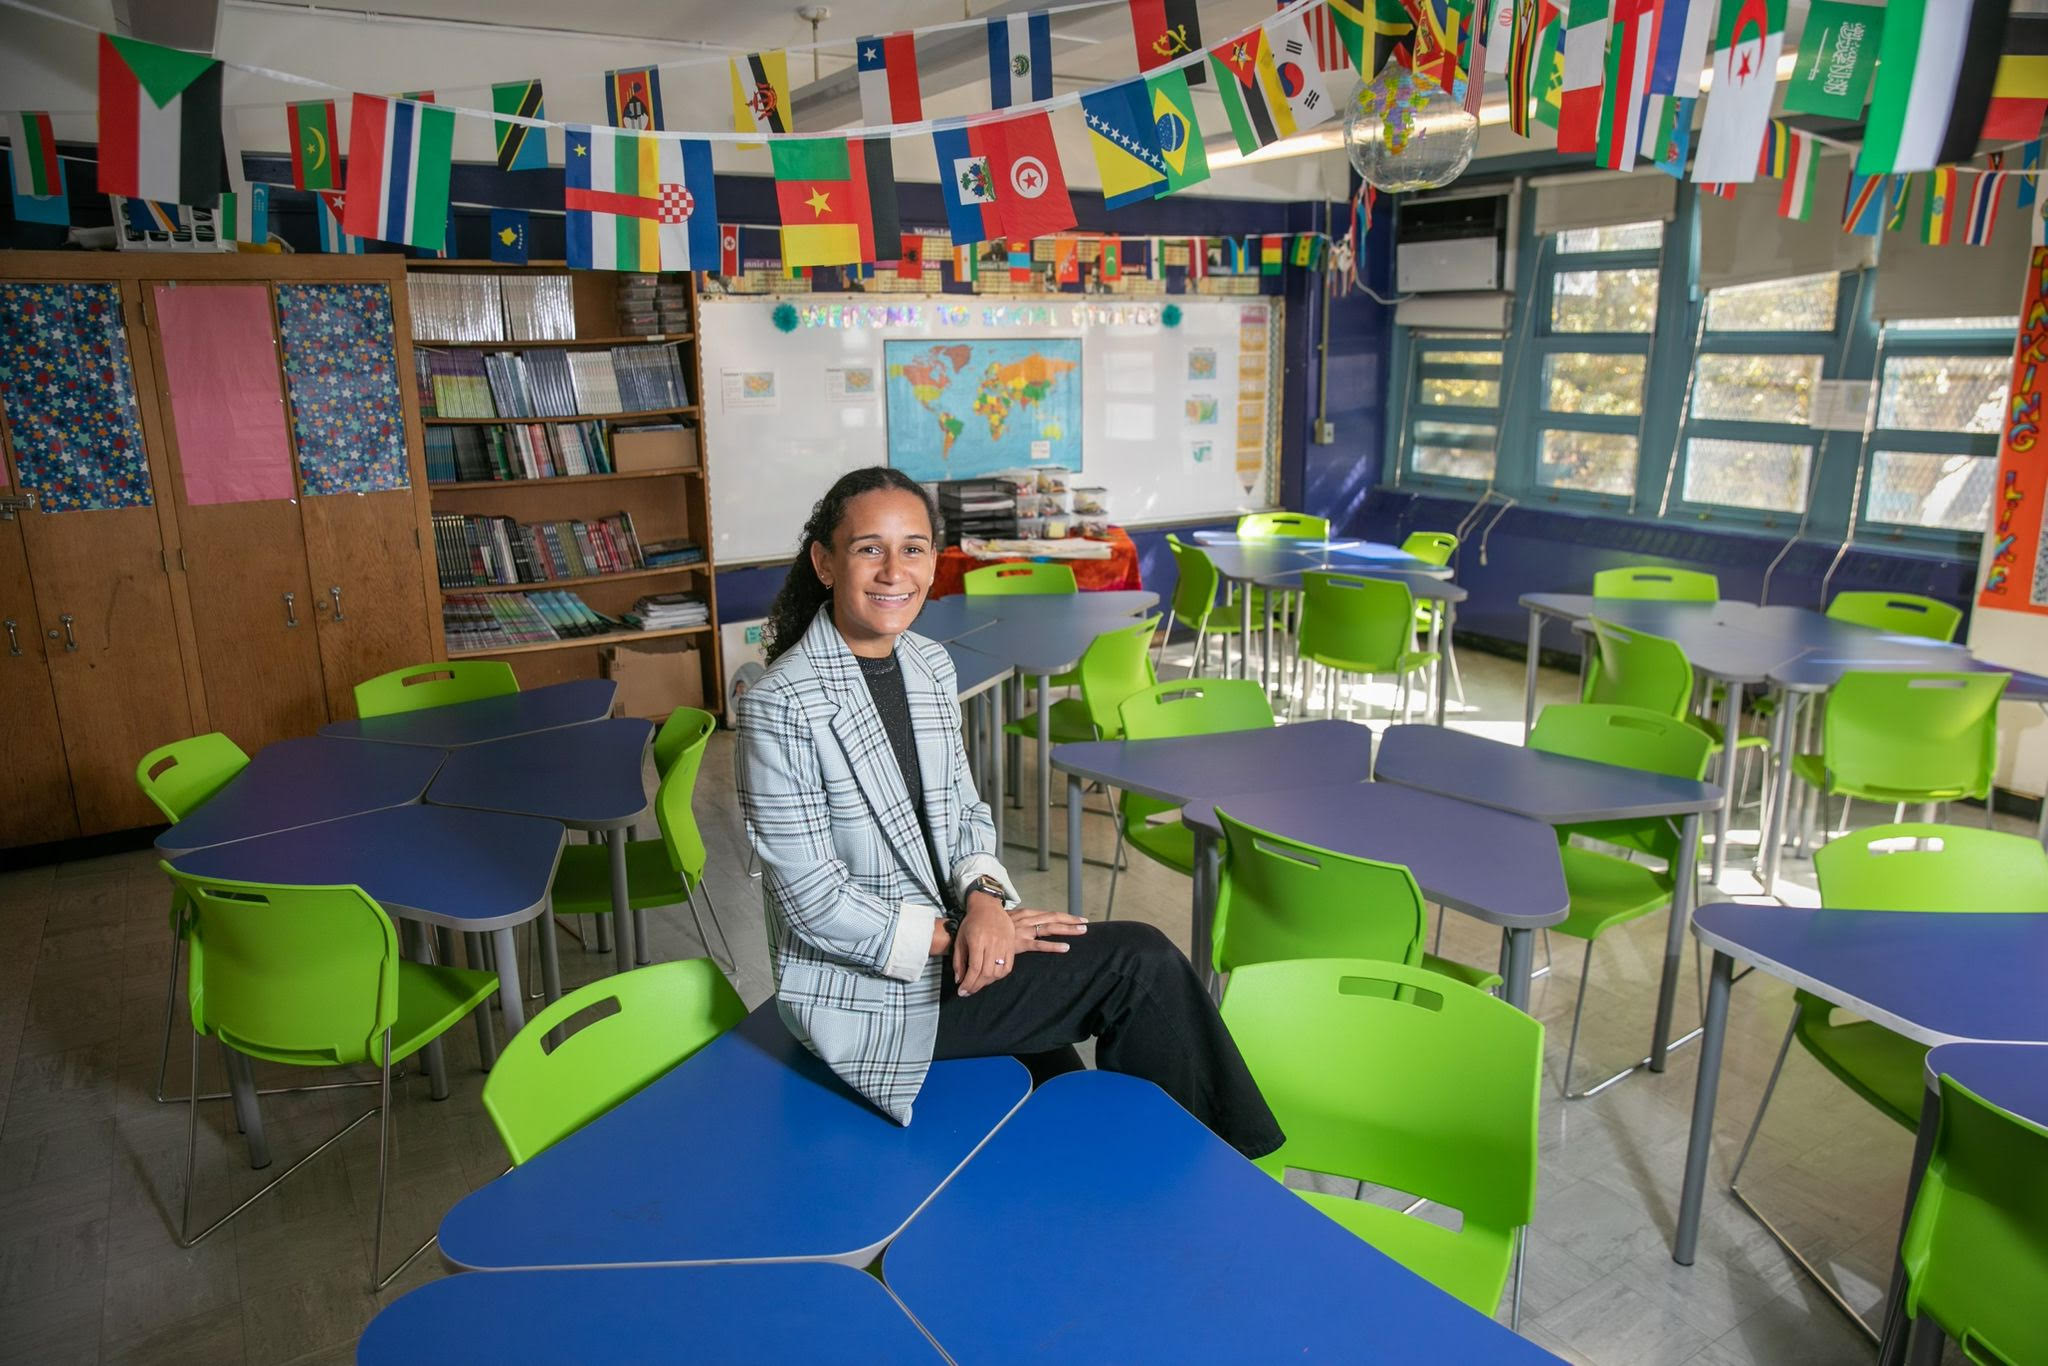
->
[1404, 342, 1501, 484]
[1527, 224, 1662, 500]
[1703, 273, 1839, 333]
[1550, 269, 1659, 333]
[1544, 353, 1646, 415]
[1865, 331, 2013, 533]
[1540, 430, 1637, 495]
[1553, 221, 1665, 252]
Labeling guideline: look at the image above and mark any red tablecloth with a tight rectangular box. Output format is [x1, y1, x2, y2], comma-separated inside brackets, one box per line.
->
[930, 527, 1142, 599]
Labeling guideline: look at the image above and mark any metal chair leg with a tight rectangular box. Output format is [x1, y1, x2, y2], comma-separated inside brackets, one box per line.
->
[1104, 817, 1127, 921]
[693, 883, 738, 973]
[1558, 935, 1705, 1101]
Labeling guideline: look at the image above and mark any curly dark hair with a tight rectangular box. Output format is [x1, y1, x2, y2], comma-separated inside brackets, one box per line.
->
[762, 466, 942, 664]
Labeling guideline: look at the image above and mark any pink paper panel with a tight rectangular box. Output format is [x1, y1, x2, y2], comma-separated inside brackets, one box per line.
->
[152, 284, 297, 505]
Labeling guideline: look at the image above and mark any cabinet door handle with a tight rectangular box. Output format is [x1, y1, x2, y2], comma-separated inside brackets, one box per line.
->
[329, 584, 346, 621]
[283, 592, 299, 628]
[60, 613, 77, 651]
[4, 618, 18, 656]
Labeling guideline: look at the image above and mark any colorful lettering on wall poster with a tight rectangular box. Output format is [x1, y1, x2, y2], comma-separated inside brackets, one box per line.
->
[1979, 248, 2048, 612]
[0, 283, 154, 510]
[274, 282, 411, 495]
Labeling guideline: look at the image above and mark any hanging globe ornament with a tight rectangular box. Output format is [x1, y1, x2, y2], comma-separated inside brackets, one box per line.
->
[1343, 58, 1477, 193]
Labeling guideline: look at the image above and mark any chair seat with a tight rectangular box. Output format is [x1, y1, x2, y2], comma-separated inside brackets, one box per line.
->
[1555, 846, 1675, 940]
[1125, 818, 1196, 875]
[1021, 668, 1083, 690]
[1691, 715, 1768, 751]
[1003, 697, 1096, 744]
[1793, 993, 1928, 1131]
[1420, 952, 1503, 993]
[1292, 1186, 1514, 1314]
[1303, 648, 1439, 675]
[552, 839, 688, 917]
[390, 961, 501, 1064]
[1789, 753, 1976, 803]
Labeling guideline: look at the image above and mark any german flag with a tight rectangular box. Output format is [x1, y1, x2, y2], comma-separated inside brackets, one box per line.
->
[1983, 17, 2048, 142]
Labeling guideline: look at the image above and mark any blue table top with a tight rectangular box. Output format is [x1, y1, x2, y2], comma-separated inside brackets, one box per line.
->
[945, 641, 1011, 699]
[169, 805, 565, 930]
[1052, 719, 1379, 804]
[318, 678, 616, 748]
[1198, 541, 1451, 583]
[958, 612, 1156, 675]
[912, 588, 1159, 643]
[1692, 902, 2048, 1047]
[1181, 781, 1568, 928]
[357, 1262, 945, 1365]
[1924, 1041, 2048, 1130]
[1253, 566, 1468, 602]
[426, 716, 652, 830]
[885, 1072, 1562, 1364]
[1769, 653, 2048, 703]
[153, 737, 444, 858]
[1375, 724, 1723, 824]
[439, 1003, 1031, 1269]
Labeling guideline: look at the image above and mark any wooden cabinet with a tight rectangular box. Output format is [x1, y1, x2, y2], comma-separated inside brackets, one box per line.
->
[0, 503, 79, 846]
[302, 488, 437, 719]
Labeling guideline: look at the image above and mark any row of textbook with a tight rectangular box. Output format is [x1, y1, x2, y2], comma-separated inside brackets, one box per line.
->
[409, 271, 577, 342]
[425, 422, 612, 483]
[432, 509, 647, 588]
[444, 590, 620, 652]
[416, 344, 692, 419]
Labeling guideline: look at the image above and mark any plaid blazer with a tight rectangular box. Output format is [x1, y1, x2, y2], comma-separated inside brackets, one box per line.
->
[734, 607, 1016, 1124]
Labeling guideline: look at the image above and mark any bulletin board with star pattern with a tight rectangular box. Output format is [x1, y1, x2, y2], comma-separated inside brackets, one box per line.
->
[0, 282, 156, 511]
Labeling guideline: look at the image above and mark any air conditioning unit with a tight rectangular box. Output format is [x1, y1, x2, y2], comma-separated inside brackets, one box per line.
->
[1395, 184, 1517, 294]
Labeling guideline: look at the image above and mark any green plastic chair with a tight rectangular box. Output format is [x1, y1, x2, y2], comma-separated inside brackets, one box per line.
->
[354, 660, 519, 718]
[1791, 672, 2009, 848]
[1236, 511, 1330, 540]
[1105, 679, 1275, 919]
[483, 958, 745, 1164]
[137, 733, 251, 1106]
[1591, 565, 1719, 601]
[1899, 1069, 2048, 1365]
[1529, 703, 1715, 1100]
[1729, 823, 2048, 1334]
[1163, 536, 1230, 677]
[1220, 958, 1542, 1323]
[1005, 614, 1161, 747]
[1580, 620, 1694, 719]
[962, 561, 1078, 596]
[1402, 531, 1463, 703]
[550, 706, 735, 970]
[1293, 572, 1438, 723]
[161, 866, 499, 1290]
[1827, 591, 1964, 643]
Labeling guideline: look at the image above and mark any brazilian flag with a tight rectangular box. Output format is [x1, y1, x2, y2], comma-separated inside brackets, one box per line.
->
[1144, 68, 1210, 194]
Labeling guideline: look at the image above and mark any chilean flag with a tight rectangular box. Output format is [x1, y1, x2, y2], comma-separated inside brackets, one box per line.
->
[857, 33, 923, 125]
[932, 123, 1003, 246]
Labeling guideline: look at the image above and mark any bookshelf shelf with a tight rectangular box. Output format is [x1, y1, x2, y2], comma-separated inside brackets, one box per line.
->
[451, 623, 712, 658]
[423, 406, 700, 426]
[418, 333, 696, 348]
[429, 466, 700, 491]
[441, 563, 708, 597]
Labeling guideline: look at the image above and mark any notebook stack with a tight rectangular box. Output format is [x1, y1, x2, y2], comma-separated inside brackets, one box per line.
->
[408, 271, 576, 342]
[443, 589, 619, 652]
[936, 479, 1019, 547]
[432, 510, 646, 588]
[638, 537, 705, 568]
[617, 273, 692, 337]
[622, 591, 709, 631]
[499, 274, 576, 340]
[418, 345, 690, 418]
[424, 423, 612, 482]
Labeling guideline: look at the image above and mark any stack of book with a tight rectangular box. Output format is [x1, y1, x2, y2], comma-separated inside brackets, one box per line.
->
[408, 272, 575, 342]
[936, 479, 1019, 546]
[424, 423, 612, 482]
[417, 344, 691, 419]
[617, 273, 691, 337]
[443, 589, 620, 652]
[622, 591, 709, 631]
[432, 510, 646, 587]
[639, 536, 704, 568]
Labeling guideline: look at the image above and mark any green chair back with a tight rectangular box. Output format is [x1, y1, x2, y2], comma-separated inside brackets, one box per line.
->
[482, 959, 746, 1165]
[1580, 620, 1695, 720]
[162, 868, 400, 1068]
[1075, 615, 1162, 739]
[1213, 811, 1425, 975]
[1901, 1071, 2048, 1366]
[136, 733, 251, 822]
[652, 707, 719, 884]
[1220, 958, 1542, 1312]
[1166, 536, 1221, 627]
[1298, 572, 1419, 673]
[1591, 566, 1719, 601]
[1117, 678, 1275, 740]
[1530, 703, 1715, 863]
[962, 562, 1077, 596]
[651, 704, 715, 778]
[1236, 511, 1329, 540]
[1401, 531, 1459, 566]
[1822, 672, 2007, 802]
[1814, 823, 2048, 912]
[1827, 591, 1964, 644]
[354, 661, 519, 719]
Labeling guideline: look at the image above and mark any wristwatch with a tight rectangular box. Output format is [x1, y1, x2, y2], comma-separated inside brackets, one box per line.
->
[944, 875, 1012, 936]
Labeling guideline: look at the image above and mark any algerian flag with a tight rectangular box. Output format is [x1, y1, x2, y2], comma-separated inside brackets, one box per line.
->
[1858, 0, 2011, 175]
[1691, 0, 1786, 184]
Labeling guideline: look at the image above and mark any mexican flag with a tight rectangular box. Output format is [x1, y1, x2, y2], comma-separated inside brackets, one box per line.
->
[1858, 0, 2013, 175]
[96, 34, 223, 206]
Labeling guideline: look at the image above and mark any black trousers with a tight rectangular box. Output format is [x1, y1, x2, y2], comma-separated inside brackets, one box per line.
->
[933, 920, 1285, 1160]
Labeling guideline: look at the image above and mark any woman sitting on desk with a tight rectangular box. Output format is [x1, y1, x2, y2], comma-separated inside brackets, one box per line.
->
[735, 466, 1281, 1157]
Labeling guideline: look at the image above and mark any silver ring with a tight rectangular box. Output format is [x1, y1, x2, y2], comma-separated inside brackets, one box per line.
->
[994, 957, 1005, 966]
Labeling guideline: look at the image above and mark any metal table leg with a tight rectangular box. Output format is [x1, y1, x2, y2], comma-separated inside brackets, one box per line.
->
[1432, 601, 1453, 726]
[490, 926, 528, 1036]
[1651, 813, 1702, 1072]
[1711, 681, 1742, 882]
[1761, 690, 1801, 893]
[1673, 949, 1734, 1265]
[1195, 828, 1222, 1004]
[1523, 609, 1542, 740]
[1501, 927, 1534, 1012]
[991, 683, 1006, 851]
[1262, 599, 1275, 700]
[1066, 772, 1085, 916]
[1876, 1085, 1945, 1365]
[1037, 675, 1052, 871]
[1239, 581, 1253, 681]
[607, 829, 634, 975]
[223, 1045, 271, 1170]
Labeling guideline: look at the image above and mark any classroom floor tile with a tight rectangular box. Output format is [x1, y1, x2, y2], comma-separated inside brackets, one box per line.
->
[0, 641, 1995, 1362]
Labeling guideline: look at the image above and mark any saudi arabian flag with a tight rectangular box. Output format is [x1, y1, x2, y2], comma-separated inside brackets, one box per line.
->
[1858, 0, 2012, 175]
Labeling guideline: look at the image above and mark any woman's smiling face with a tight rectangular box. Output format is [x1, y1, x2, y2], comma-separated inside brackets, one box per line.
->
[811, 487, 937, 656]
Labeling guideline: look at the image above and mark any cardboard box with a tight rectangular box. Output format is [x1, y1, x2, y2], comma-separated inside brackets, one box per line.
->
[604, 643, 706, 718]
[611, 424, 698, 472]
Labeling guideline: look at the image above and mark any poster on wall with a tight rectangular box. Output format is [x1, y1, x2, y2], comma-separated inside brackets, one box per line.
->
[883, 337, 1082, 480]
[1977, 247, 2048, 613]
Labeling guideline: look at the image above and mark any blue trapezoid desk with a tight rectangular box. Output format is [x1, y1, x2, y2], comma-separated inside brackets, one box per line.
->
[319, 677, 617, 747]
[152, 736, 445, 858]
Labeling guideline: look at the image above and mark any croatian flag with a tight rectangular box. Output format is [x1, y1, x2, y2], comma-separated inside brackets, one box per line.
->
[343, 94, 455, 252]
[988, 12, 1054, 109]
[856, 32, 923, 125]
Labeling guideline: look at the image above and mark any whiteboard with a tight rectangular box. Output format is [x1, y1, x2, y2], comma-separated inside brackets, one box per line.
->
[701, 294, 1282, 565]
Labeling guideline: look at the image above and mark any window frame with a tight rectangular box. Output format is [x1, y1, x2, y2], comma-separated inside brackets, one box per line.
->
[1399, 336, 1505, 490]
[1859, 325, 2013, 545]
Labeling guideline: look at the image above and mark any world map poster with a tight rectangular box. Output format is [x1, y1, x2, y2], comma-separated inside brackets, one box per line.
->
[884, 338, 1083, 481]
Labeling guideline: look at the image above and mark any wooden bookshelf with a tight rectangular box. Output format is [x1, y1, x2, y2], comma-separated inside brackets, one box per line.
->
[411, 259, 722, 718]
